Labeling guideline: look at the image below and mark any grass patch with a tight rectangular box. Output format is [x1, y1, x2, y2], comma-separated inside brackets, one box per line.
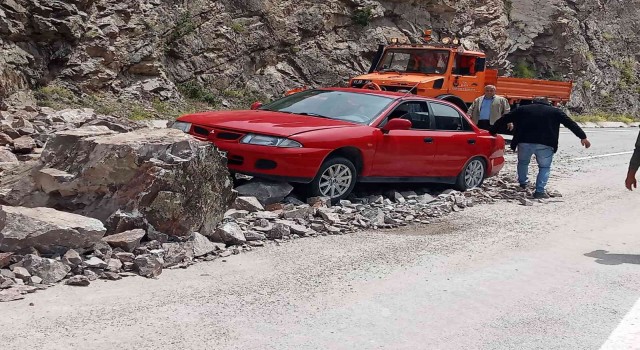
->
[352, 7, 374, 27]
[231, 21, 246, 33]
[602, 32, 615, 41]
[573, 112, 636, 124]
[611, 58, 637, 85]
[513, 61, 536, 79]
[582, 81, 592, 89]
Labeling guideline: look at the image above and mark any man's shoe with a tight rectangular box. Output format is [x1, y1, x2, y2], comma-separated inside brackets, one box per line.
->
[533, 192, 550, 199]
[519, 183, 528, 190]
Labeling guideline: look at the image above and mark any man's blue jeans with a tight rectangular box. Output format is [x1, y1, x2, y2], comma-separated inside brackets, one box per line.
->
[517, 143, 554, 193]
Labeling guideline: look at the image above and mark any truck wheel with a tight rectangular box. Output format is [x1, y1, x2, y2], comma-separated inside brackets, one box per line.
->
[455, 157, 486, 191]
[308, 157, 357, 201]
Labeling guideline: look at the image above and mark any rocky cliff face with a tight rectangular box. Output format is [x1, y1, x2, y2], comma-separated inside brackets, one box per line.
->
[0, 0, 638, 116]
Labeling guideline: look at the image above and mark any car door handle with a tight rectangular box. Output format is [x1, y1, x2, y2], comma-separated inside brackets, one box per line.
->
[424, 137, 434, 143]
[467, 139, 476, 144]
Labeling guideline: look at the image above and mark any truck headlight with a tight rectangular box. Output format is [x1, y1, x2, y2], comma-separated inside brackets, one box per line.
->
[240, 134, 303, 148]
[171, 121, 191, 132]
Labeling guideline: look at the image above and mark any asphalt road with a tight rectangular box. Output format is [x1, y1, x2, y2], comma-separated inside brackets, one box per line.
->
[2, 128, 640, 350]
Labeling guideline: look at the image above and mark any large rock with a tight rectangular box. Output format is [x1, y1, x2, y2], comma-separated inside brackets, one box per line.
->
[0, 206, 106, 254]
[9, 128, 234, 237]
[235, 180, 293, 205]
[211, 222, 246, 245]
[11, 136, 35, 154]
[233, 197, 264, 212]
[20, 254, 71, 284]
[190, 232, 218, 257]
[0, 252, 13, 268]
[134, 254, 163, 278]
[0, 148, 18, 163]
[102, 229, 146, 252]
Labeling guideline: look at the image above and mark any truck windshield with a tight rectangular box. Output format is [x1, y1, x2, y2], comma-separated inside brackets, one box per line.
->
[259, 90, 394, 125]
[377, 49, 450, 74]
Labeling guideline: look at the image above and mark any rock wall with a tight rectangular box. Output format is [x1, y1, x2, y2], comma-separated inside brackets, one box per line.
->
[0, 0, 638, 115]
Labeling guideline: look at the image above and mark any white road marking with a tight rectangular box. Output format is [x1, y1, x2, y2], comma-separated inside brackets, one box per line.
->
[599, 297, 640, 350]
[571, 151, 633, 161]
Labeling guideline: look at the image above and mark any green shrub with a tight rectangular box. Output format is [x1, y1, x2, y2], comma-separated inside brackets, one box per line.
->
[513, 61, 536, 79]
[352, 7, 373, 27]
[611, 59, 637, 85]
[167, 12, 197, 44]
[178, 81, 218, 105]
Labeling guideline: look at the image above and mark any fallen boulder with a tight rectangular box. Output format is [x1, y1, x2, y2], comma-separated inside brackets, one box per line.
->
[233, 196, 264, 212]
[20, 254, 71, 284]
[191, 232, 218, 257]
[7, 128, 235, 238]
[211, 222, 246, 245]
[12, 136, 35, 154]
[235, 179, 293, 205]
[0, 148, 18, 163]
[134, 254, 163, 278]
[102, 229, 146, 252]
[65, 275, 90, 286]
[0, 206, 106, 254]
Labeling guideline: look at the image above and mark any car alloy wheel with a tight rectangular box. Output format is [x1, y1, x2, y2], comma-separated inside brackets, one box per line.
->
[463, 159, 485, 189]
[319, 163, 353, 198]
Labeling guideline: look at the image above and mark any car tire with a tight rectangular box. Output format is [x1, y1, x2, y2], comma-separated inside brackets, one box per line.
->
[308, 157, 357, 202]
[454, 157, 486, 191]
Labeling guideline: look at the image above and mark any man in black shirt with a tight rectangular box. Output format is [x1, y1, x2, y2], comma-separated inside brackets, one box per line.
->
[490, 97, 591, 199]
[625, 130, 640, 190]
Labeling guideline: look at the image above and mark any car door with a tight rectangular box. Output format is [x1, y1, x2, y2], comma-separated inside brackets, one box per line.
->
[370, 101, 438, 178]
[427, 101, 479, 177]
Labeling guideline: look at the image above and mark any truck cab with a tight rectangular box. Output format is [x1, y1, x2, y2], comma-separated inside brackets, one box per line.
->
[350, 42, 488, 112]
[348, 32, 573, 112]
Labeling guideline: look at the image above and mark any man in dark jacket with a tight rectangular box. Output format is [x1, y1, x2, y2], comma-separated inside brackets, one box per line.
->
[625, 130, 640, 190]
[490, 97, 591, 199]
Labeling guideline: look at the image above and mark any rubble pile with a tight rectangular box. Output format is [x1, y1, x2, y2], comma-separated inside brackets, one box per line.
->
[0, 105, 150, 163]
[0, 107, 564, 303]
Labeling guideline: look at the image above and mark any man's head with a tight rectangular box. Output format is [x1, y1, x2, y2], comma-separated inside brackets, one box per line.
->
[484, 85, 497, 98]
[533, 96, 551, 105]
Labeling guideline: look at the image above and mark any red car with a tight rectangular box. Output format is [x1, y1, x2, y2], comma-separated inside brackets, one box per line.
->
[172, 88, 505, 200]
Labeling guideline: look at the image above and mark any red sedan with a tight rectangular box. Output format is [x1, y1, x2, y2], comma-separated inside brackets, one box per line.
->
[172, 88, 505, 200]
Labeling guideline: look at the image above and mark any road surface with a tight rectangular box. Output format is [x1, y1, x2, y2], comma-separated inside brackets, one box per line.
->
[2, 128, 640, 350]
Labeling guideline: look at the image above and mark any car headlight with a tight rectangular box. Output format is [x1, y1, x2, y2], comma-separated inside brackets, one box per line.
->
[240, 133, 302, 148]
[171, 121, 191, 132]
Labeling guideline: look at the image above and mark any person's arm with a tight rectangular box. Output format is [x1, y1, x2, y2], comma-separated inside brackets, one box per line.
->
[626, 131, 640, 190]
[489, 109, 515, 135]
[468, 99, 479, 123]
[557, 109, 590, 147]
[502, 98, 511, 115]
[501, 98, 512, 130]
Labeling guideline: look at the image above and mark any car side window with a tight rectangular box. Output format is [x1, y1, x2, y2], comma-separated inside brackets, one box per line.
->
[430, 102, 466, 131]
[385, 101, 431, 130]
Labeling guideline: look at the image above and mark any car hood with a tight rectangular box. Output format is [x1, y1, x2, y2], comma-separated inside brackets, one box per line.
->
[178, 110, 358, 137]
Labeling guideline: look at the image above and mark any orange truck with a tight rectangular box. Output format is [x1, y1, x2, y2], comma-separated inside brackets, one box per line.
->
[345, 31, 573, 112]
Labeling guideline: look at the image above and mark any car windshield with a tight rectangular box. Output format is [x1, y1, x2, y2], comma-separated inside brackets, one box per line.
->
[377, 49, 450, 74]
[259, 90, 394, 125]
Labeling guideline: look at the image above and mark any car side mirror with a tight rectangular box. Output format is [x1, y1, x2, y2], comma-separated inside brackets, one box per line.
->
[382, 118, 412, 133]
[250, 101, 263, 110]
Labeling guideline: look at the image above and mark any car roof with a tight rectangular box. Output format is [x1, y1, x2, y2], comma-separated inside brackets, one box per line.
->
[315, 87, 446, 104]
